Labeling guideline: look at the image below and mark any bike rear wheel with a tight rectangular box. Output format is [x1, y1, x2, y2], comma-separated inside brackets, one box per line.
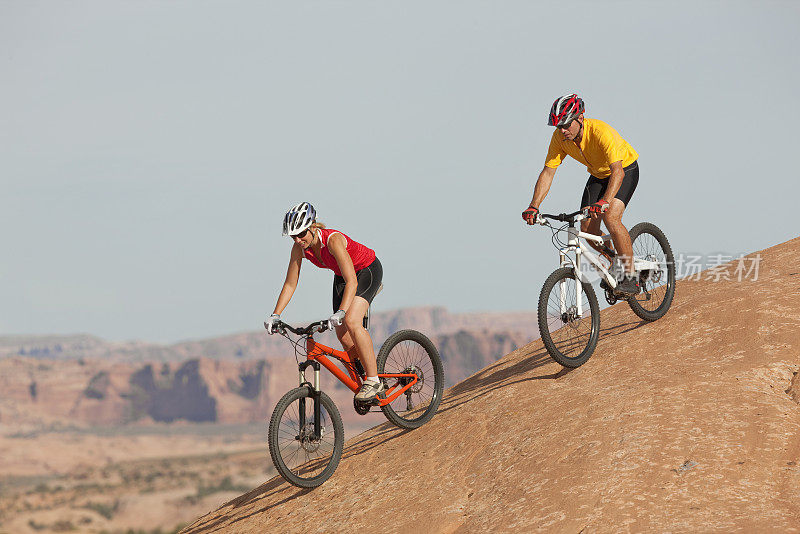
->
[627, 222, 676, 321]
[377, 329, 444, 429]
[268, 386, 344, 488]
[538, 267, 600, 368]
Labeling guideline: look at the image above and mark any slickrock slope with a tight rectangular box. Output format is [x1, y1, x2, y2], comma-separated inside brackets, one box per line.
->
[182, 237, 800, 533]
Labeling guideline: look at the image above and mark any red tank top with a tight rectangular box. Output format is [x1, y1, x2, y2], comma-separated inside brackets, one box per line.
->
[303, 228, 376, 276]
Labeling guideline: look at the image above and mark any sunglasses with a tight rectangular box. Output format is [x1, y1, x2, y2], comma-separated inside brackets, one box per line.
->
[291, 229, 309, 239]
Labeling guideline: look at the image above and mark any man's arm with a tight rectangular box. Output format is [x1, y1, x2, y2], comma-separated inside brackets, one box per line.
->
[601, 160, 625, 203]
[528, 165, 557, 208]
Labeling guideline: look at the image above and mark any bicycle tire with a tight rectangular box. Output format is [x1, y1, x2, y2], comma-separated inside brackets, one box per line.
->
[268, 386, 344, 488]
[377, 329, 444, 429]
[626, 222, 676, 322]
[538, 267, 600, 368]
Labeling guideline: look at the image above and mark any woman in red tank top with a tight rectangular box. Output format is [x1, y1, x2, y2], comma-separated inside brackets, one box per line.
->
[266, 202, 385, 403]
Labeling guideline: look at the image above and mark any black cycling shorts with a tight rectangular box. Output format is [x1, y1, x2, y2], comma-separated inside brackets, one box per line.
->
[580, 160, 639, 209]
[332, 258, 383, 312]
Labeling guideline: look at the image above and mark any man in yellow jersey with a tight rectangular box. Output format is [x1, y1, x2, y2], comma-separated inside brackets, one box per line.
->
[522, 93, 640, 296]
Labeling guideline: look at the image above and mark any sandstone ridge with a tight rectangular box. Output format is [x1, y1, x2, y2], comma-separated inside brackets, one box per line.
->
[0, 307, 538, 363]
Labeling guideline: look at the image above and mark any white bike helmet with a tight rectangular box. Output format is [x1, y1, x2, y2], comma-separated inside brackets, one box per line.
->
[548, 93, 585, 127]
[282, 202, 316, 236]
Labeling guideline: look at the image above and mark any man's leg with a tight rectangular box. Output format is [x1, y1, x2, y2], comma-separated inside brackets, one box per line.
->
[602, 198, 634, 276]
[580, 176, 615, 258]
[580, 216, 606, 255]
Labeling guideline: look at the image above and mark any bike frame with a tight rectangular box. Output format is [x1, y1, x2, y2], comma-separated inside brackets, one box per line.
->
[300, 335, 419, 408]
[550, 213, 661, 317]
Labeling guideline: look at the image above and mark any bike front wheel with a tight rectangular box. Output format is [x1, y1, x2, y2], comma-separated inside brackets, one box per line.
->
[268, 386, 344, 488]
[627, 222, 676, 321]
[377, 329, 444, 429]
[538, 267, 600, 368]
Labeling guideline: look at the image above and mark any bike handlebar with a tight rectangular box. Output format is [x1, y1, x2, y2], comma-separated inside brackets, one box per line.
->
[540, 209, 586, 223]
[265, 319, 330, 336]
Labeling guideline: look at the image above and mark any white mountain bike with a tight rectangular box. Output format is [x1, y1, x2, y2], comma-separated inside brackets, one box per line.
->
[535, 209, 675, 368]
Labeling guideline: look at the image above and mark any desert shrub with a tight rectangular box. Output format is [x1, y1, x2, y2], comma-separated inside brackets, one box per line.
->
[28, 519, 46, 531]
[84, 371, 110, 400]
[51, 520, 75, 532]
[185, 476, 249, 504]
[83, 500, 120, 520]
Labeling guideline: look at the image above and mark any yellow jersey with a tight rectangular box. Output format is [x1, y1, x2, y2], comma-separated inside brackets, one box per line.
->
[544, 118, 638, 178]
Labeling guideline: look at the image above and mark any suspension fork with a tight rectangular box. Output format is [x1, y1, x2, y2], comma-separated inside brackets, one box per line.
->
[298, 360, 322, 440]
[566, 223, 584, 316]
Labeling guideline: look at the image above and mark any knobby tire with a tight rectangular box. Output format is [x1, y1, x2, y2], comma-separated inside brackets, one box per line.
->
[268, 386, 344, 488]
[626, 222, 676, 321]
[538, 267, 600, 368]
[377, 329, 444, 429]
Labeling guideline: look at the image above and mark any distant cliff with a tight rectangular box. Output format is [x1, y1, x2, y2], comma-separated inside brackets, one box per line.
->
[0, 356, 294, 428]
[0, 307, 536, 430]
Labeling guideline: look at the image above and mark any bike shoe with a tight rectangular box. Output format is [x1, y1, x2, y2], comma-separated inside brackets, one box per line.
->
[614, 275, 641, 297]
[355, 380, 385, 402]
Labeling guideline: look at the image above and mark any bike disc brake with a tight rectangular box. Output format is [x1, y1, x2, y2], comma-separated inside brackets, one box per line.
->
[298, 422, 323, 453]
[402, 365, 424, 394]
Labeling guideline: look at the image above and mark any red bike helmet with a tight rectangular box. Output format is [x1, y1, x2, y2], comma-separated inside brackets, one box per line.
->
[548, 94, 585, 127]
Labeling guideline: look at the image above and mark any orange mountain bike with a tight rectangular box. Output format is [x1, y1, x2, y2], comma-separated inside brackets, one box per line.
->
[266, 318, 444, 488]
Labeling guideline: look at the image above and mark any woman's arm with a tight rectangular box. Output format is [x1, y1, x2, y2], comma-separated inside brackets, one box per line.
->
[272, 244, 303, 315]
[327, 233, 357, 312]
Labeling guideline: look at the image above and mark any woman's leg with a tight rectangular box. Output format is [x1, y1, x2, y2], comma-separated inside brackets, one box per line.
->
[335, 325, 360, 365]
[332, 274, 357, 354]
[340, 296, 377, 376]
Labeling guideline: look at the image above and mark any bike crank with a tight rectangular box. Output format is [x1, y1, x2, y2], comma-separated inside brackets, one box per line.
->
[353, 398, 371, 415]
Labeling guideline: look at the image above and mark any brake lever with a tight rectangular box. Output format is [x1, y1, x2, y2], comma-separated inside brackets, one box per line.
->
[264, 320, 287, 335]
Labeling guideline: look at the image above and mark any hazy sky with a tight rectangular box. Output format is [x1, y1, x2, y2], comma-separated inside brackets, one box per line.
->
[2, 1, 798, 342]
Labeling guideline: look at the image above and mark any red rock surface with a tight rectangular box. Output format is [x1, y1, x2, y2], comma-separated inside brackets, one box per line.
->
[181, 237, 800, 532]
